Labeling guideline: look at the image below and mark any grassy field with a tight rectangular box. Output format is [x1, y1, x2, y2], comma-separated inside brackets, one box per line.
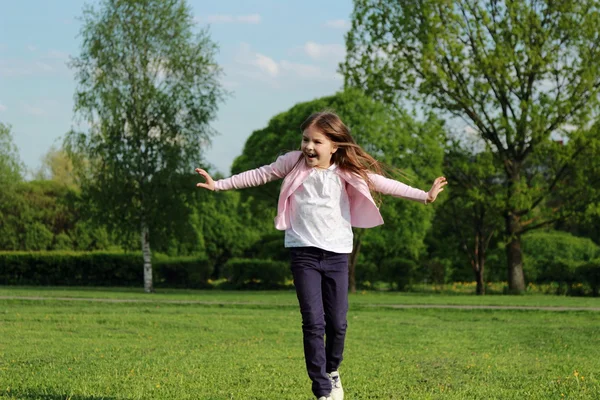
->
[2, 285, 600, 308]
[1, 288, 599, 399]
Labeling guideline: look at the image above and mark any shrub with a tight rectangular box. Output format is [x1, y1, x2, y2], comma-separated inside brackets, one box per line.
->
[577, 260, 600, 297]
[153, 254, 213, 289]
[223, 258, 290, 289]
[381, 257, 418, 291]
[0, 251, 213, 288]
[522, 231, 600, 283]
[0, 251, 142, 286]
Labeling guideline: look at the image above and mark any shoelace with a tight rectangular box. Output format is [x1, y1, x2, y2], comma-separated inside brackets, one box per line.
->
[330, 375, 342, 389]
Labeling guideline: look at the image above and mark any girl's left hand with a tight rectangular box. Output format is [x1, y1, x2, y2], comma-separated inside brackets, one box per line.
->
[427, 176, 447, 203]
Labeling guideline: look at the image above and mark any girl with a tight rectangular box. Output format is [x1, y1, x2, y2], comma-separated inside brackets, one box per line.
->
[195, 112, 447, 400]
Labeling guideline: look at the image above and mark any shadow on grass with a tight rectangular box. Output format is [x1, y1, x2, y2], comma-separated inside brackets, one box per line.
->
[4, 390, 121, 400]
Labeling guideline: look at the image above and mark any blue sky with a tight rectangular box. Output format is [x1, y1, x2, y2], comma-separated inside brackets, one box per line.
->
[0, 0, 353, 176]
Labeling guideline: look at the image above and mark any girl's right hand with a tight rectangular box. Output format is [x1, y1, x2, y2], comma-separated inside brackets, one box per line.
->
[195, 168, 215, 191]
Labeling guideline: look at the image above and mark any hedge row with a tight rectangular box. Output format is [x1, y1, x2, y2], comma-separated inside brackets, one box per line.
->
[223, 258, 291, 289]
[0, 251, 213, 288]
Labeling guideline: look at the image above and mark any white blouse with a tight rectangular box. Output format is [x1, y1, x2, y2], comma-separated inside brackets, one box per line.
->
[284, 164, 353, 254]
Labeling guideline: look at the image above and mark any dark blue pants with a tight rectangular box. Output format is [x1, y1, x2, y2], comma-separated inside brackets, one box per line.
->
[290, 247, 349, 398]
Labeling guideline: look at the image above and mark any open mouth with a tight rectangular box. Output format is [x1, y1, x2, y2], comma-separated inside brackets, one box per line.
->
[305, 153, 317, 159]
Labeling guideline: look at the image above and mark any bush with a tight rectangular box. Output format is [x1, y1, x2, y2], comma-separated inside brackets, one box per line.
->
[0, 251, 142, 286]
[0, 251, 213, 288]
[223, 258, 290, 289]
[577, 260, 600, 297]
[153, 254, 213, 289]
[381, 257, 418, 291]
[522, 231, 600, 283]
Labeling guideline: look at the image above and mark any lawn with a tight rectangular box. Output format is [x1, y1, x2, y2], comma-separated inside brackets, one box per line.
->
[0, 288, 599, 399]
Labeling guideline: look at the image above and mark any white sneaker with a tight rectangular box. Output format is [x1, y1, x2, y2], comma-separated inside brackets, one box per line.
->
[329, 371, 344, 400]
[317, 397, 332, 400]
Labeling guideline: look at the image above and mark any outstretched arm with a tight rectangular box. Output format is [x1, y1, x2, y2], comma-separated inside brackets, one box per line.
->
[369, 174, 447, 204]
[195, 151, 301, 191]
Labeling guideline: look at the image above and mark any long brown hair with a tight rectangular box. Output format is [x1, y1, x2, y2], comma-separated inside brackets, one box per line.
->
[300, 111, 384, 193]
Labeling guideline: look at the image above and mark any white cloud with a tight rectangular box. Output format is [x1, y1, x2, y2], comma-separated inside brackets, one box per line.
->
[22, 103, 48, 116]
[280, 61, 323, 79]
[0, 104, 6, 112]
[253, 53, 279, 77]
[27, 45, 37, 52]
[199, 14, 262, 24]
[324, 19, 350, 30]
[303, 42, 346, 61]
[231, 43, 341, 87]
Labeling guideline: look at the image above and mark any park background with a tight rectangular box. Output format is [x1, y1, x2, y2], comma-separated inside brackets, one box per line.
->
[1, 0, 600, 398]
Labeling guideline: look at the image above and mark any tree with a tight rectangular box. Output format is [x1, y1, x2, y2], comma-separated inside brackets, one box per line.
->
[441, 145, 504, 294]
[67, 0, 225, 292]
[0, 122, 24, 186]
[342, 0, 600, 292]
[34, 145, 78, 187]
[231, 89, 444, 292]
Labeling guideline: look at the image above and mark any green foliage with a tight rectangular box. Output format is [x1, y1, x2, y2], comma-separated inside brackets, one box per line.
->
[222, 258, 291, 289]
[522, 230, 600, 284]
[343, 0, 600, 292]
[152, 254, 213, 289]
[0, 122, 24, 186]
[0, 251, 143, 286]
[380, 257, 418, 290]
[0, 251, 213, 288]
[24, 222, 54, 251]
[32, 145, 78, 187]
[577, 260, 600, 296]
[0, 180, 125, 252]
[66, 0, 226, 291]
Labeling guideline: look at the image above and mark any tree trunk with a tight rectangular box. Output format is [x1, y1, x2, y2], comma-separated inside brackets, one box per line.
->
[475, 233, 486, 295]
[475, 261, 485, 295]
[348, 230, 364, 294]
[141, 219, 153, 293]
[505, 213, 525, 294]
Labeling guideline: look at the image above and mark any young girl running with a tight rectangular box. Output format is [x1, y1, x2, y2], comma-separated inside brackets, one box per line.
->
[195, 111, 447, 400]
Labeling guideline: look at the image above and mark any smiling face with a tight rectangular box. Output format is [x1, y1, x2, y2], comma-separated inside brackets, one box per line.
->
[301, 125, 338, 169]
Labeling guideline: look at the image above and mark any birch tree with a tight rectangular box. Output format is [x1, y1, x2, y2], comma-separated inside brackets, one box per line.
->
[67, 0, 225, 292]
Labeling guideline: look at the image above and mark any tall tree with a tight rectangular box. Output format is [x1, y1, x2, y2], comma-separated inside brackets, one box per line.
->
[342, 0, 600, 292]
[67, 0, 225, 292]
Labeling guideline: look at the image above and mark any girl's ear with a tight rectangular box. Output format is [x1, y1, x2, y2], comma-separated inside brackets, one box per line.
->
[331, 145, 338, 154]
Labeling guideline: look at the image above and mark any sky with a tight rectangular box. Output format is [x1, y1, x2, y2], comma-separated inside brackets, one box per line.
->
[0, 0, 353, 177]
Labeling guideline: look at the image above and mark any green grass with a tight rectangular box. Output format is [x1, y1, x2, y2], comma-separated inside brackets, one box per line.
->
[1, 289, 599, 399]
[1, 285, 600, 308]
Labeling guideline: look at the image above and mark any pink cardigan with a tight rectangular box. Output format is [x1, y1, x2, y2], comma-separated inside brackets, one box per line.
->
[214, 151, 429, 230]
